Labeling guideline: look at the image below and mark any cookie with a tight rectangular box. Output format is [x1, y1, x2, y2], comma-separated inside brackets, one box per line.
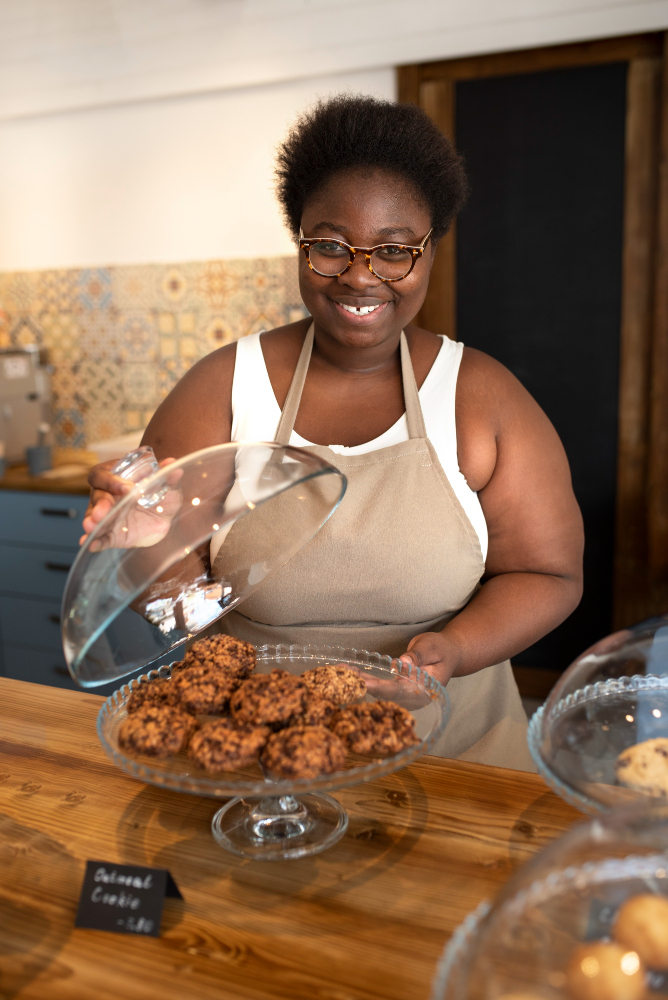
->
[230, 669, 306, 728]
[118, 704, 197, 758]
[126, 676, 180, 714]
[615, 738, 668, 799]
[188, 718, 270, 773]
[566, 941, 645, 1000]
[301, 664, 366, 705]
[261, 725, 347, 779]
[181, 634, 256, 679]
[172, 664, 239, 715]
[613, 893, 668, 970]
[295, 694, 336, 727]
[330, 700, 419, 755]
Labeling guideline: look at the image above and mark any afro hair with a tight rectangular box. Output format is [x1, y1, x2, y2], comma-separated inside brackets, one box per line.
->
[275, 94, 468, 243]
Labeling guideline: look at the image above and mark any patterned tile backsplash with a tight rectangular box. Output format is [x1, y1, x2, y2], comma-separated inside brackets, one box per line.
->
[0, 256, 306, 448]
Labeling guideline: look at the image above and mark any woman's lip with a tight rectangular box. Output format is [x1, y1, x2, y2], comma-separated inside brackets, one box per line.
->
[331, 300, 389, 322]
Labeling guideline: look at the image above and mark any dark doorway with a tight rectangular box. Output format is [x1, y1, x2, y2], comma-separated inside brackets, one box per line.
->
[455, 63, 627, 669]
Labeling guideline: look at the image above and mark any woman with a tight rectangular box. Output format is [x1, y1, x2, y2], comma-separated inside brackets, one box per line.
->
[84, 96, 583, 770]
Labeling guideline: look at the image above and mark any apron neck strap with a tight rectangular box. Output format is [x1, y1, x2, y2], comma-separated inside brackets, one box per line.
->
[275, 323, 427, 444]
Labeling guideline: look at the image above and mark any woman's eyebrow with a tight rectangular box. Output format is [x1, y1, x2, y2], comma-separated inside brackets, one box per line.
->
[307, 222, 419, 241]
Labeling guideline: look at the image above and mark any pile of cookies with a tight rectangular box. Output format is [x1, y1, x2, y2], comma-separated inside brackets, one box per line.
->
[565, 892, 668, 1000]
[117, 635, 419, 779]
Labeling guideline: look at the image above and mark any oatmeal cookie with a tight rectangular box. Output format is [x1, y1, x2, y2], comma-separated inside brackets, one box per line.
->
[261, 725, 347, 779]
[126, 676, 180, 714]
[188, 718, 270, 773]
[230, 669, 307, 728]
[615, 738, 668, 799]
[181, 634, 256, 679]
[172, 664, 240, 715]
[118, 703, 197, 758]
[301, 664, 366, 705]
[330, 700, 419, 755]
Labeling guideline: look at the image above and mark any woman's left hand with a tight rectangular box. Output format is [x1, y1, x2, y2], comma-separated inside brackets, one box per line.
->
[398, 631, 461, 687]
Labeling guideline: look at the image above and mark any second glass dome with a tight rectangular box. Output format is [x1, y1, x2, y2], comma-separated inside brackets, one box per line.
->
[61, 443, 346, 687]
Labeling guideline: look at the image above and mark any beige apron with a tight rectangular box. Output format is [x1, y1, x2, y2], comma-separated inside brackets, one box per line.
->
[214, 325, 535, 771]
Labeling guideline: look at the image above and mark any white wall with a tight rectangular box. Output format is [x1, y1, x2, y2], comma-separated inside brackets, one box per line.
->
[0, 68, 395, 271]
[1, 0, 667, 121]
[1, 0, 666, 272]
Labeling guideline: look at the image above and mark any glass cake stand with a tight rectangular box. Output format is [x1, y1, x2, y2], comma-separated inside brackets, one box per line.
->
[528, 615, 668, 814]
[431, 804, 668, 1000]
[97, 643, 450, 860]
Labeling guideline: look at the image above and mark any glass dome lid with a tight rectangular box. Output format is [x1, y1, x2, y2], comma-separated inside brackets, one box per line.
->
[62, 443, 346, 687]
[528, 615, 668, 813]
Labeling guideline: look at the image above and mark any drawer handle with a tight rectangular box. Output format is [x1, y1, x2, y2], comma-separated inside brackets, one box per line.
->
[53, 666, 70, 677]
[44, 561, 73, 573]
[40, 507, 79, 519]
[49, 613, 61, 624]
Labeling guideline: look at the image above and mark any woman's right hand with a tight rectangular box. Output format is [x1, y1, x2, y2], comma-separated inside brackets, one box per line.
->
[80, 460, 132, 544]
[80, 456, 179, 546]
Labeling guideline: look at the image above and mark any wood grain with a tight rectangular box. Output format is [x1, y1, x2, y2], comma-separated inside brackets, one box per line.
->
[648, 32, 668, 615]
[0, 678, 579, 1000]
[614, 55, 662, 627]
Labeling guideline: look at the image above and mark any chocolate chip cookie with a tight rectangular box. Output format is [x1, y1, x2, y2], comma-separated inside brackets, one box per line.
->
[118, 703, 197, 758]
[126, 676, 180, 714]
[616, 738, 668, 799]
[261, 725, 347, 779]
[172, 664, 240, 715]
[188, 718, 270, 773]
[292, 693, 336, 727]
[181, 634, 256, 679]
[230, 669, 307, 728]
[301, 664, 366, 705]
[330, 700, 419, 755]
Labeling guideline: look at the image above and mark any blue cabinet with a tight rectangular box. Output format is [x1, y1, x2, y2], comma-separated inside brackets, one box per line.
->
[0, 490, 95, 691]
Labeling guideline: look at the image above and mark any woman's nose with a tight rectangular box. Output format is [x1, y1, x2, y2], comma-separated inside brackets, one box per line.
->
[337, 252, 382, 290]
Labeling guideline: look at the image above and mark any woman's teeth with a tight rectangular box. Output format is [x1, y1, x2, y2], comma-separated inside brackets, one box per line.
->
[340, 303, 381, 315]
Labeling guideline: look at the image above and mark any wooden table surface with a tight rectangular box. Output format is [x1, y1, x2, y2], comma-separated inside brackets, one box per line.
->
[0, 678, 580, 1000]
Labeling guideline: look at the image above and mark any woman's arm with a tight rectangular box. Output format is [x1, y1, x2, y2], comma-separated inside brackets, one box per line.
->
[402, 347, 584, 682]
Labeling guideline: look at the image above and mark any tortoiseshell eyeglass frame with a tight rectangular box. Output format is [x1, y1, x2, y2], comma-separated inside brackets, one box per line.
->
[298, 228, 433, 282]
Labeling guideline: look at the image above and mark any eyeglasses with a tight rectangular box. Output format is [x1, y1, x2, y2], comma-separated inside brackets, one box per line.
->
[299, 227, 433, 282]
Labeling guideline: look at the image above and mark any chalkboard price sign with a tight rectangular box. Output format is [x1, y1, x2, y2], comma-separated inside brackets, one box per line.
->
[75, 861, 182, 937]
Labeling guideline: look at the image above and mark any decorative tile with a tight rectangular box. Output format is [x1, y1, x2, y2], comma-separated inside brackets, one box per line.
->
[0, 253, 296, 445]
[78, 361, 124, 408]
[122, 363, 158, 408]
[77, 269, 112, 311]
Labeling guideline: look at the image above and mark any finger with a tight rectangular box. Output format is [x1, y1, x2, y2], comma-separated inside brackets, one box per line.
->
[88, 466, 133, 497]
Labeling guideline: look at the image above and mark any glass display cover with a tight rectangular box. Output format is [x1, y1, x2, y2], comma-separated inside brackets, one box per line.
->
[62, 443, 346, 687]
[529, 615, 668, 813]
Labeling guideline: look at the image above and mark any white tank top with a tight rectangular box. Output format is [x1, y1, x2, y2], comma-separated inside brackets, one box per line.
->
[230, 332, 488, 559]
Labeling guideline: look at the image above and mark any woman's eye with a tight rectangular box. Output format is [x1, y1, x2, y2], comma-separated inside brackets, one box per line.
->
[313, 242, 347, 257]
[376, 246, 410, 259]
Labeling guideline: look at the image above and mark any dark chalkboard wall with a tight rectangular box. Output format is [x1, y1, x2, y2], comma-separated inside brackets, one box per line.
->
[455, 63, 627, 670]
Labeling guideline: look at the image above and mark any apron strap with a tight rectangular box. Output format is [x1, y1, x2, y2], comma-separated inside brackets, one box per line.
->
[275, 323, 427, 444]
[275, 323, 315, 445]
[400, 330, 428, 440]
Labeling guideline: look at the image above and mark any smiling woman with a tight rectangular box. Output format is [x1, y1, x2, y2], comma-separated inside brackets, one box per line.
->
[84, 95, 584, 771]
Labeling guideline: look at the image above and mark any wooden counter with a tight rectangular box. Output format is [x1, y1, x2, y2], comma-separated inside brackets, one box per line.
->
[0, 678, 580, 1000]
[0, 463, 89, 494]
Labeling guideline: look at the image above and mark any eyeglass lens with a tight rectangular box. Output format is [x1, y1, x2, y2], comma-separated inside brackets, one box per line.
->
[308, 241, 414, 280]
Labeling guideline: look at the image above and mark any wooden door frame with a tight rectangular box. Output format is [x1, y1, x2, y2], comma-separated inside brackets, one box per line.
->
[398, 33, 668, 632]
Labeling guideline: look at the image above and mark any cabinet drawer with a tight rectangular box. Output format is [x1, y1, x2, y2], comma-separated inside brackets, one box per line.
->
[0, 491, 88, 547]
[3, 644, 119, 695]
[0, 596, 62, 650]
[0, 543, 76, 599]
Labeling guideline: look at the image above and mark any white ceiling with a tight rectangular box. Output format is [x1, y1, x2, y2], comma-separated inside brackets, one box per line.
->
[1, 0, 667, 120]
